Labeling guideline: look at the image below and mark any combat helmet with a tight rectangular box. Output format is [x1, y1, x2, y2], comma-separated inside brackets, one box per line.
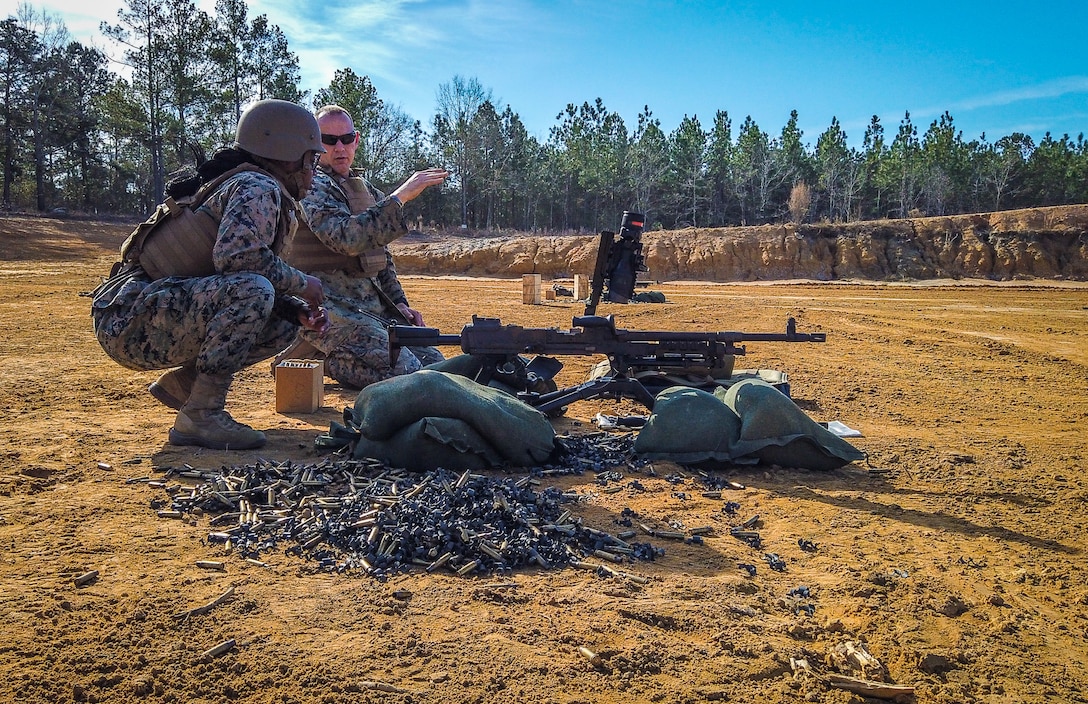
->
[234, 99, 325, 162]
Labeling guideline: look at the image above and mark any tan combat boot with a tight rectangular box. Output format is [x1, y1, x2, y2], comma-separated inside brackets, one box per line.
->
[168, 373, 266, 450]
[148, 364, 197, 410]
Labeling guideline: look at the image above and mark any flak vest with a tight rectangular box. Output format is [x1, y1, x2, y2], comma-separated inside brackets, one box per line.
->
[284, 175, 388, 276]
[119, 164, 298, 280]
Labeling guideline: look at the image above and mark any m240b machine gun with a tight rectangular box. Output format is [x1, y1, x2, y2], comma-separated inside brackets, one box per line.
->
[390, 315, 825, 415]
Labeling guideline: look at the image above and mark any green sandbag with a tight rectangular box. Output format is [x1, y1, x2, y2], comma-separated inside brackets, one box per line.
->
[351, 370, 555, 467]
[425, 353, 562, 398]
[352, 417, 502, 471]
[424, 354, 485, 378]
[423, 354, 522, 395]
[716, 379, 865, 471]
[633, 386, 741, 465]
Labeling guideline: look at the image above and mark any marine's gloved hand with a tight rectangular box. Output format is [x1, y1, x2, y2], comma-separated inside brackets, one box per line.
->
[273, 294, 329, 334]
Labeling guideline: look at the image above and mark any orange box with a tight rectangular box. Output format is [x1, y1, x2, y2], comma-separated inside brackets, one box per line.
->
[275, 360, 323, 413]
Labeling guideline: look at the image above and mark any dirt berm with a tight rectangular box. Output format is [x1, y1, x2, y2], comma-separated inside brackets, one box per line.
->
[392, 205, 1088, 281]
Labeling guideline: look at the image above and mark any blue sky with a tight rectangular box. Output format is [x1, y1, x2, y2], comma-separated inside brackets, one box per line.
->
[9, 0, 1088, 149]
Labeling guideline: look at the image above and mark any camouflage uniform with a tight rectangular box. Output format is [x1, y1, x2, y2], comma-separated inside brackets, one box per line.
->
[92, 170, 311, 377]
[294, 168, 442, 389]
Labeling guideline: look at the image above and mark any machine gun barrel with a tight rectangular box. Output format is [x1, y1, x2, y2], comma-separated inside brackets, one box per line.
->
[388, 326, 461, 350]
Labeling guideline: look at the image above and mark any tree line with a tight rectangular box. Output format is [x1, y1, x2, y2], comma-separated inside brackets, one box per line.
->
[3, 0, 1086, 233]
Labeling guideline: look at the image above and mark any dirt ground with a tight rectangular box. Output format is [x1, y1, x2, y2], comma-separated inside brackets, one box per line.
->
[2, 216, 1088, 704]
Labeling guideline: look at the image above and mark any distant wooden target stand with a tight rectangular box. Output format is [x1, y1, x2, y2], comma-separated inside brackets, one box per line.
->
[522, 273, 589, 304]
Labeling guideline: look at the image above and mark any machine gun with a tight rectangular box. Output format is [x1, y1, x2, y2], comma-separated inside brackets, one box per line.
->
[584, 211, 646, 315]
[390, 315, 825, 415]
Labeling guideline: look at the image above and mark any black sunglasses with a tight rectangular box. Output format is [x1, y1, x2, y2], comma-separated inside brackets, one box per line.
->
[321, 132, 356, 146]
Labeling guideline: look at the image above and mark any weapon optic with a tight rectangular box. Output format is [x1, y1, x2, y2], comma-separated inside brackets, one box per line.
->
[390, 314, 825, 415]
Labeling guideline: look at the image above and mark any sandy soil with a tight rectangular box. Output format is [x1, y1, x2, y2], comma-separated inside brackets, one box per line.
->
[2, 216, 1088, 704]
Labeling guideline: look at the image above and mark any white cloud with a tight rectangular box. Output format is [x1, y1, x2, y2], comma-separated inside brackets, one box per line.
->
[947, 76, 1088, 113]
[247, 0, 553, 118]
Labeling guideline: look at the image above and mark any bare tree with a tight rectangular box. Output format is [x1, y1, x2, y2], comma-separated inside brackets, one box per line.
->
[433, 75, 492, 228]
[101, 0, 169, 207]
[788, 181, 811, 223]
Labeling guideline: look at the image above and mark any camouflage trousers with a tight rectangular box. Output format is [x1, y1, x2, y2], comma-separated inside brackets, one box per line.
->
[304, 313, 444, 390]
[93, 272, 297, 376]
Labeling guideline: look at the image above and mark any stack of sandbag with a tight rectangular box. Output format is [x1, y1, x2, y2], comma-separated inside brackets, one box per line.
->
[633, 379, 865, 471]
[344, 370, 557, 471]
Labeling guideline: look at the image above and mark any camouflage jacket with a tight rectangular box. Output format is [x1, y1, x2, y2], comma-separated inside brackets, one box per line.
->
[298, 169, 410, 315]
[202, 170, 310, 293]
[94, 170, 311, 311]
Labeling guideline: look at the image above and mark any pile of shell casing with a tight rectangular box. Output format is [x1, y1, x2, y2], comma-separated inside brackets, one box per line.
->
[149, 432, 662, 579]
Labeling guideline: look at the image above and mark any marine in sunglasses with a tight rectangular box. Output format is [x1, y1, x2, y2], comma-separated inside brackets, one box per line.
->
[279, 104, 449, 390]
